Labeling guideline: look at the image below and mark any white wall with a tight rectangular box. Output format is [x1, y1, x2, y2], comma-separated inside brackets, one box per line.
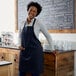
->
[0, 0, 16, 34]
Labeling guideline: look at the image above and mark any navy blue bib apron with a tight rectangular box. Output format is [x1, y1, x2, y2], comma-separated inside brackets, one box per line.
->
[19, 19, 43, 74]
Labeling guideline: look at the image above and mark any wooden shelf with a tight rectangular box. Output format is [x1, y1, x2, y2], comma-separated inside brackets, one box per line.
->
[48, 29, 76, 33]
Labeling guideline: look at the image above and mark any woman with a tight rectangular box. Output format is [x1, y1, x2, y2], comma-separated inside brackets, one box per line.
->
[18, 1, 53, 76]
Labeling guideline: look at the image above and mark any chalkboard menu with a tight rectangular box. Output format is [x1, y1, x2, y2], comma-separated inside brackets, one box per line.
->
[18, 0, 74, 30]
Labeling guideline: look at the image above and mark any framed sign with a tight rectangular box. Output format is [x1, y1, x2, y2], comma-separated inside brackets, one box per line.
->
[16, 0, 75, 32]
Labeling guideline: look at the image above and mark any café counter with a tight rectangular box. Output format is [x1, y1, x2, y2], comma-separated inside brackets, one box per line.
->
[0, 46, 75, 76]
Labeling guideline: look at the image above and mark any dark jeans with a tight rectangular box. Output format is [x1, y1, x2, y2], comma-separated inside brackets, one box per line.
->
[19, 71, 40, 76]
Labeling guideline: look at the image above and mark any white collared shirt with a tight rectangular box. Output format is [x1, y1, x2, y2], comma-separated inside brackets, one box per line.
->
[18, 18, 53, 51]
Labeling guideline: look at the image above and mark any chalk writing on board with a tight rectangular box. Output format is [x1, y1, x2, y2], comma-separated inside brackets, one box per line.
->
[18, 0, 74, 30]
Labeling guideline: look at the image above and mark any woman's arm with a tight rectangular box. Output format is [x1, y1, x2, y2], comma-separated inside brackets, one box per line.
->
[39, 23, 54, 51]
[18, 22, 25, 50]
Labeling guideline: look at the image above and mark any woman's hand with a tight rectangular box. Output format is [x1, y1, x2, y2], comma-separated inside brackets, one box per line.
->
[19, 46, 25, 50]
[52, 50, 59, 55]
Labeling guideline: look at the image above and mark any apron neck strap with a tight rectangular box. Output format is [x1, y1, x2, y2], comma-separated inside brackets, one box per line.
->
[32, 18, 36, 27]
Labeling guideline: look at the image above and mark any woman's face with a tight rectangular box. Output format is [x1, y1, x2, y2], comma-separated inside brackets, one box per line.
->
[28, 6, 37, 20]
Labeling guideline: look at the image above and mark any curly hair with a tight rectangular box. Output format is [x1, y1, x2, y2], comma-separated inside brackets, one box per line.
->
[27, 1, 42, 16]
